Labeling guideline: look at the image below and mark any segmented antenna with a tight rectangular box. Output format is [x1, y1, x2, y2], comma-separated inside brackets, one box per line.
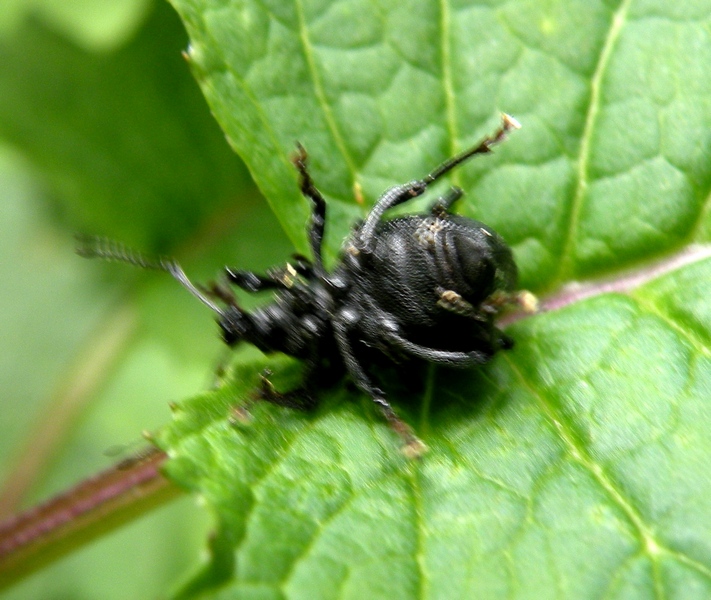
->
[75, 234, 225, 317]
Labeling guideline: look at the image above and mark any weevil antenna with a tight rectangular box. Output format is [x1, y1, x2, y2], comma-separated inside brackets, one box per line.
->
[162, 260, 226, 316]
[75, 234, 225, 317]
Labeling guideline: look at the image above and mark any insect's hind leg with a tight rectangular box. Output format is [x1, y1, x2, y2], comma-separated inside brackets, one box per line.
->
[356, 115, 519, 250]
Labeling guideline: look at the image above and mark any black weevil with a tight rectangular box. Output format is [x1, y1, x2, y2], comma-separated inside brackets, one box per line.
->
[79, 114, 534, 456]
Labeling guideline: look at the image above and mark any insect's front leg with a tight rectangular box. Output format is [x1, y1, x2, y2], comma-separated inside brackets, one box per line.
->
[224, 252, 316, 295]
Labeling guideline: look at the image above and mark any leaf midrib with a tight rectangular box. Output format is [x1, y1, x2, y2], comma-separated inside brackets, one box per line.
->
[294, 0, 359, 184]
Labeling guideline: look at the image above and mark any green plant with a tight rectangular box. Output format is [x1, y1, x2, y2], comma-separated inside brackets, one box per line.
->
[2, 0, 711, 598]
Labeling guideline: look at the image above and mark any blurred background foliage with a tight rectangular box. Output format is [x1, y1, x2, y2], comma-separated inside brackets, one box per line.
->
[0, 0, 292, 596]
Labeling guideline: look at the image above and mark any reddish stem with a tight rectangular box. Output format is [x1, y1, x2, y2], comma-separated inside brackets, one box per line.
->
[0, 447, 180, 590]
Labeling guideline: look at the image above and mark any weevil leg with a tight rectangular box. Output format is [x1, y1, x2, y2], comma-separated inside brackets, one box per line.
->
[333, 313, 426, 457]
[253, 368, 319, 410]
[292, 143, 327, 277]
[290, 254, 315, 278]
[224, 267, 300, 293]
[430, 186, 464, 216]
[380, 327, 493, 367]
[224, 269, 283, 293]
[230, 365, 320, 425]
[224, 253, 315, 294]
[356, 181, 430, 249]
[435, 287, 480, 318]
[357, 114, 519, 250]
[424, 113, 520, 182]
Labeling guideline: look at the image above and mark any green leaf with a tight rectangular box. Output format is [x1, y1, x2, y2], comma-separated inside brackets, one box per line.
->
[153, 0, 711, 597]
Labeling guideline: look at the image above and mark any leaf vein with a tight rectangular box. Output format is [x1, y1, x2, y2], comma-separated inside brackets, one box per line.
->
[278, 467, 399, 589]
[688, 185, 711, 242]
[511, 342, 711, 583]
[503, 354, 664, 562]
[630, 295, 711, 359]
[556, 0, 633, 281]
[438, 0, 459, 175]
[293, 0, 359, 183]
